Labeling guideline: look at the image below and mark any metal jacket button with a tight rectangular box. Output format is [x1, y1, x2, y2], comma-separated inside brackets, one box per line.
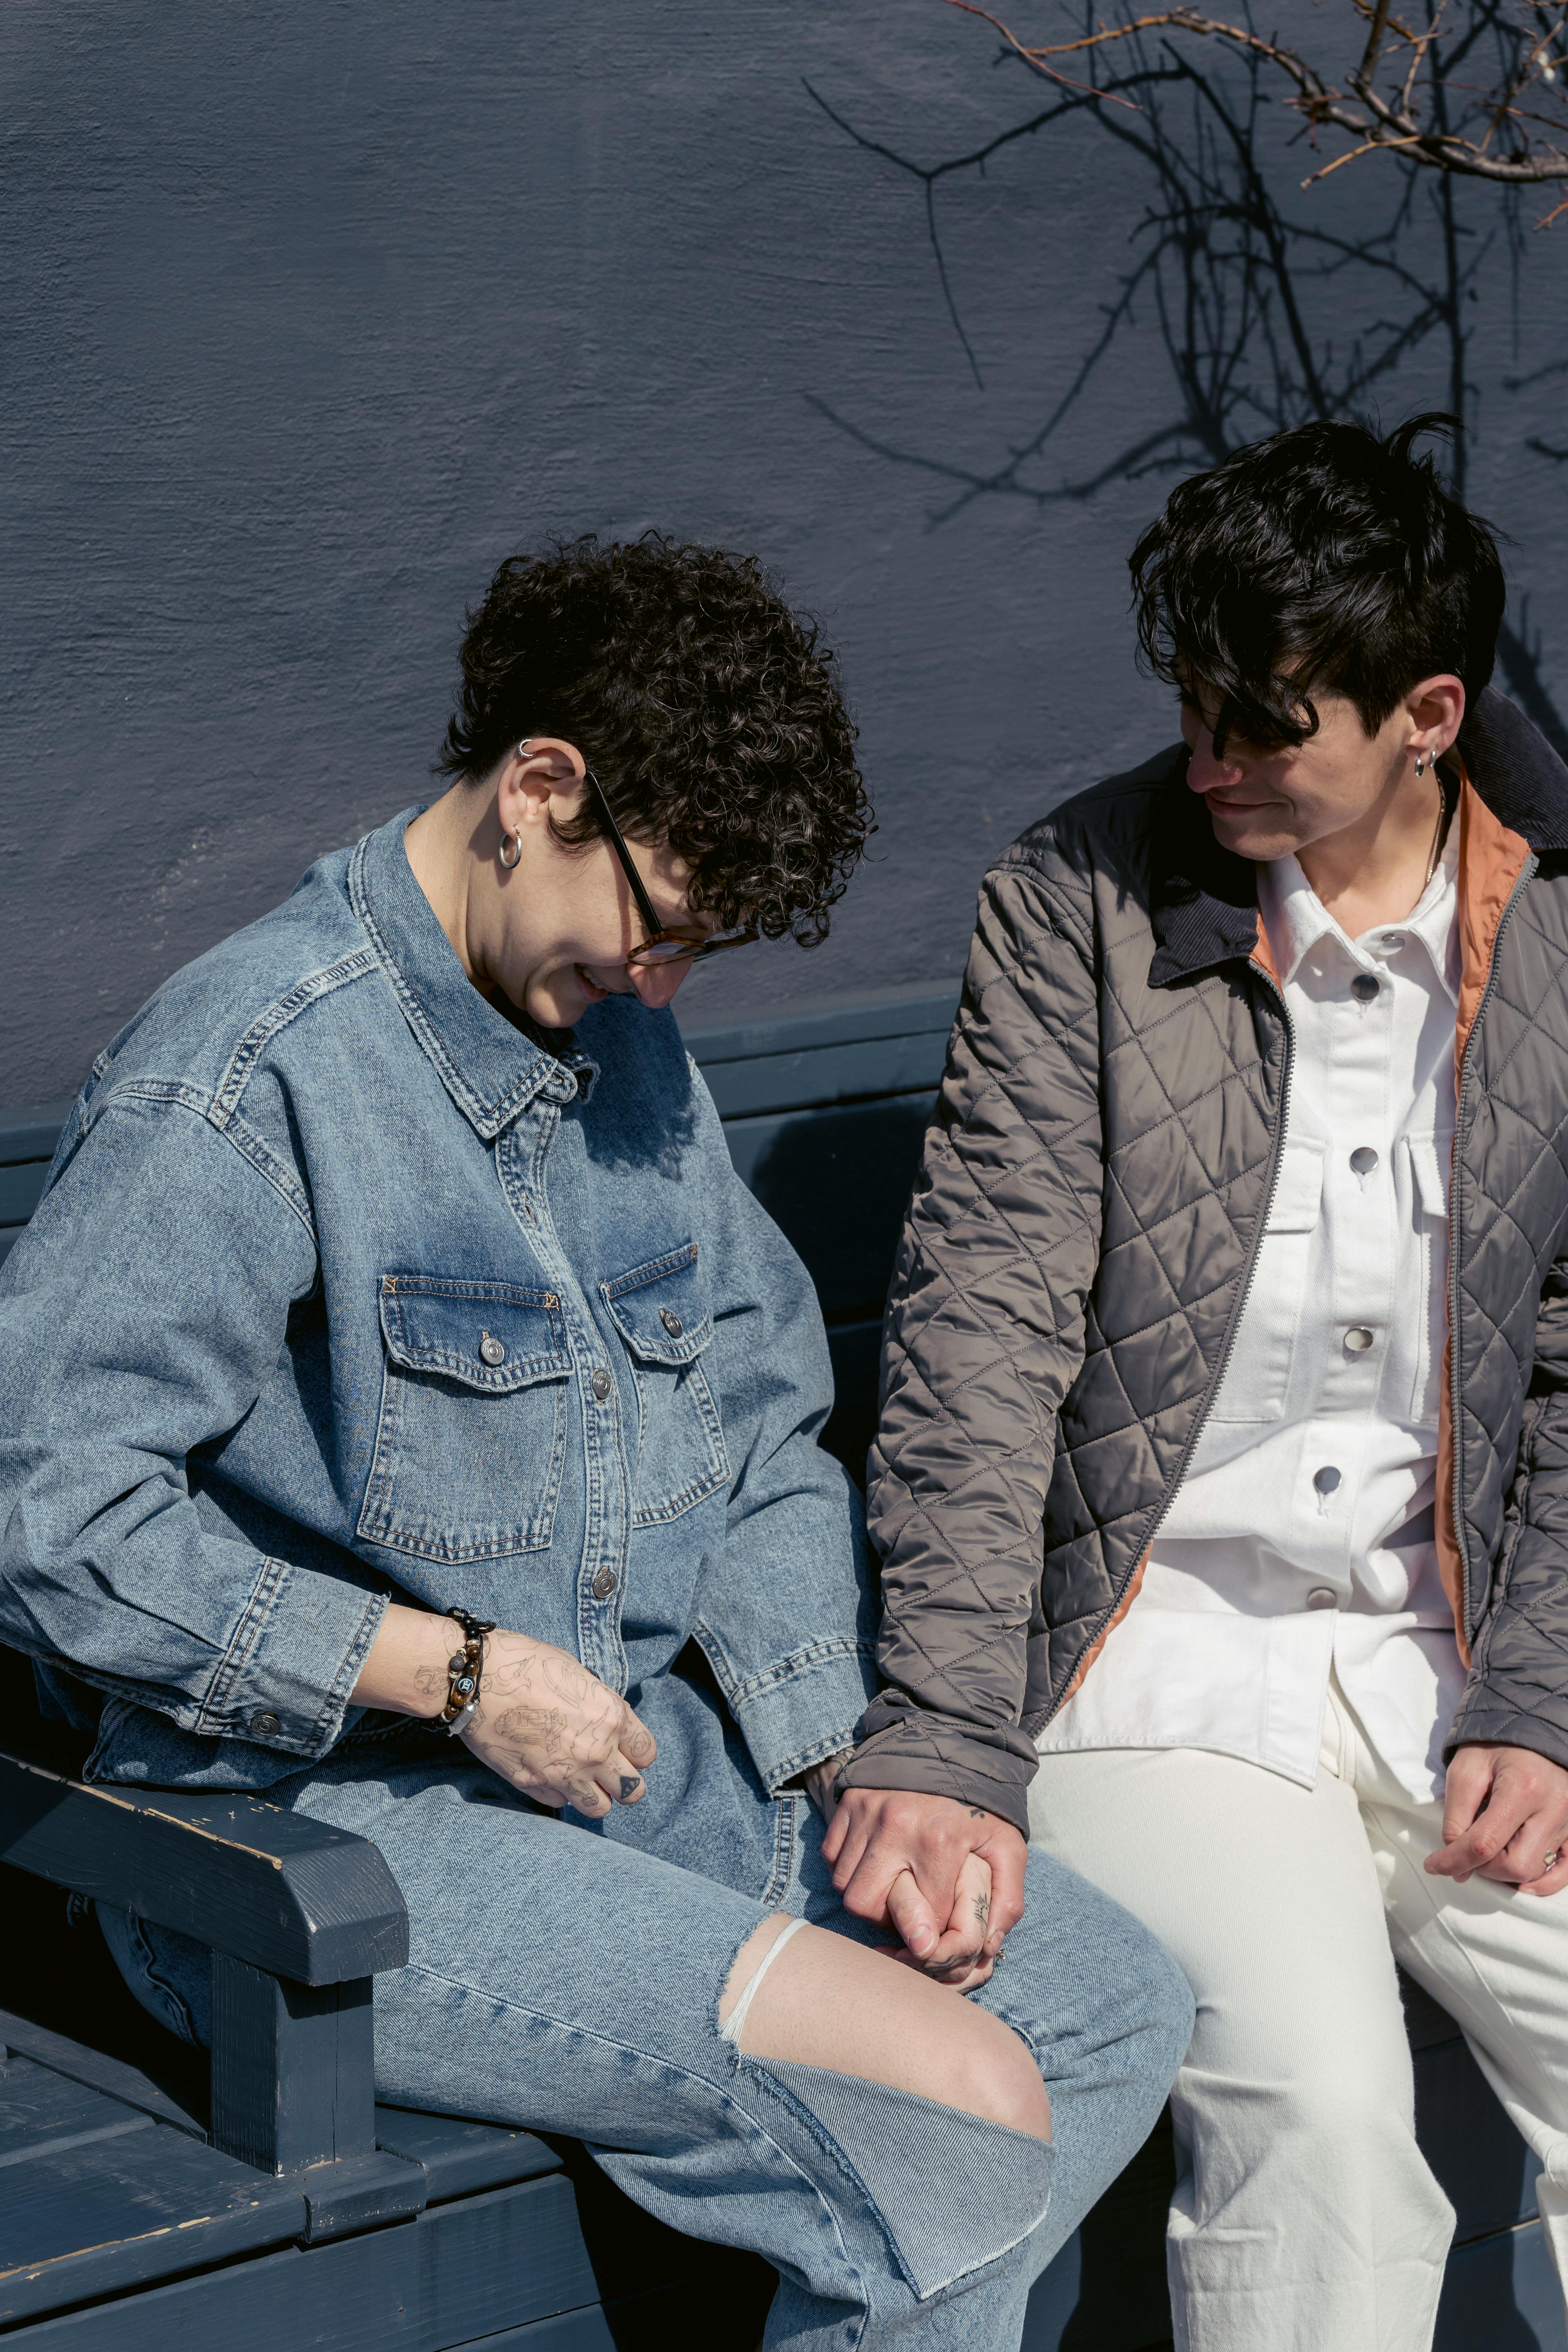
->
[1350, 1147, 1379, 1176]
[250, 1711, 281, 1735]
[1344, 1327, 1375, 1354]
[660, 1308, 683, 1338]
[1313, 1465, 1342, 1495]
[1351, 974, 1380, 1003]
[479, 1332, 505, 1367]
[1305, 1588, 1338, 1611]
[591, 1368, 612, 1401]
[592, 1567, 618, 1600]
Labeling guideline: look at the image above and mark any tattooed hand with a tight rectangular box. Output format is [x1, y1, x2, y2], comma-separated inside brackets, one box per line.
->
[460, 1630, 657, 1818]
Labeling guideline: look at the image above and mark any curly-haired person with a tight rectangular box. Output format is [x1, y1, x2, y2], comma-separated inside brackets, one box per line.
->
[0, 536, 1190, 2352]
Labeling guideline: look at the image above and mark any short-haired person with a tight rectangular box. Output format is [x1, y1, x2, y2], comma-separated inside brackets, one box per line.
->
[0, 537, 1192, 2351]
[829, 419, 1568, 2346]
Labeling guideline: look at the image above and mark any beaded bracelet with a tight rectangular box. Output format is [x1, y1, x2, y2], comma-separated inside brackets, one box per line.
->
[439, 1608, 497, 1737]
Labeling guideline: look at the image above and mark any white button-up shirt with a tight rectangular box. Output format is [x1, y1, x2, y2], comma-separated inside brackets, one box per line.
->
[1036, 831, 1466, 1803]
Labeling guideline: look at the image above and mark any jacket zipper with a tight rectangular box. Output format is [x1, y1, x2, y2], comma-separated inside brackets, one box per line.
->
[1044, 963, 1296, 1714]
[1447, 855, 1537, 1647]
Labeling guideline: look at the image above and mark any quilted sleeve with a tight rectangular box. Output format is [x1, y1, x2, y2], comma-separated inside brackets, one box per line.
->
[835, 848, 1106, 1836]
[1448, 1263, 1568, 1770]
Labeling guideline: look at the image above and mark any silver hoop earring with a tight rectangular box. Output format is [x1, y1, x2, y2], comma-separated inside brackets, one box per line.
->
[517, 738, 535, 759]
[499, 828, 523, 871]
[1414, 753, 1428, 777]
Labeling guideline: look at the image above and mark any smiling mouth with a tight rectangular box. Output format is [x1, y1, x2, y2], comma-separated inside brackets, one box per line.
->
[575, 965, 610, 1002]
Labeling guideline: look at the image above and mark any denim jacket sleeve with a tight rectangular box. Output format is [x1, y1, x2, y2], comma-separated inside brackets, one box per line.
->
[0, 1087, 387, 1757]
[686, 1093, 878, 1796]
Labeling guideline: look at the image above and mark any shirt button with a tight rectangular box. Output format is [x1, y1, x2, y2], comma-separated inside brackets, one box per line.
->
[591, 1368, 612, 1401]
[1351, 974, 1380, 1003]
[479, 1332, 506, 1367]
[1385, 935, 1406, 952]
[659, 1308, 684, 1338]
[1343, 1326, 1376, 1354]
[1305, 1587, 1338, 1611]
[1349, 1147, 1379, 1176]
[591, 1567, 619, 1600]
[250, 1711, 281, 1735]
[1313, 1465, 1342, 1495]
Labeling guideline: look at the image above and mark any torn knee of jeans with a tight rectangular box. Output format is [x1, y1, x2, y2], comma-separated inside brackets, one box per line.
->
[717, 1911, 801, 2049]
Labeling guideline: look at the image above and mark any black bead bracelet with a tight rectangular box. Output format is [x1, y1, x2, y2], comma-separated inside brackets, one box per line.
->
[439, 1608, 497, 1737]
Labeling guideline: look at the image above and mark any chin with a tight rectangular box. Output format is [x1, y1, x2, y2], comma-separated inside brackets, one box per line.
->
[1206, 811, 1301, 865]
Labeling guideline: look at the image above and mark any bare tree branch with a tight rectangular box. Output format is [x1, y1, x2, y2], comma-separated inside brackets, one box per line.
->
[941, 0, 1568, 209]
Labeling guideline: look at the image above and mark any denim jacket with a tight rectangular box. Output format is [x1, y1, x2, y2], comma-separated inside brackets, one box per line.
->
[0, 809, 876, 1896]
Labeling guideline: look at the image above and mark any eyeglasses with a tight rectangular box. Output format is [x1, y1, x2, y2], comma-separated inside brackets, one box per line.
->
[586, 771, 759, 968]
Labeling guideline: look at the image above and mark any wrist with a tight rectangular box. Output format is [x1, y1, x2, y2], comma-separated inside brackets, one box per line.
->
[352, 1602, 469, 1719]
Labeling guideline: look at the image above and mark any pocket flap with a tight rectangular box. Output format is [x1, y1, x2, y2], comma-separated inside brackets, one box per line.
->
[379, 1274, 570, 1391]
[1407, 1131, 1451, 1222]
[1265, 1135, 1327, 1233]
[601, 1243, 714, 1365]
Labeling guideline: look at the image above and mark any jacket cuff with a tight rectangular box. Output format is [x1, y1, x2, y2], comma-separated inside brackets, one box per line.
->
[191, 1557, 389, 1759]
[1445, 1682, 1568, 1776]
[835, 1722, 1035, 1840]
[696, 1629, 879, 1797]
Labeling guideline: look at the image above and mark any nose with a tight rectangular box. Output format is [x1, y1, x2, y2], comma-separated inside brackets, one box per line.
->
[1186, 728, 1246, 798]
[630, 960, 690, 1011]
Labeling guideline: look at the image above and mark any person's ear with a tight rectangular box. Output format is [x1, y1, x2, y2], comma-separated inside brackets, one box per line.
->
[498, 737, 588, 835]
[1404, 676, 1466, 769]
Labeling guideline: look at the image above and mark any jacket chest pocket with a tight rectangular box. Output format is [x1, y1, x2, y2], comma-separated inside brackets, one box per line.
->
[602, 1245, 729, 1526]
[1209, 1136, 1325, 1425]
[358, 1275, 571, 1562]
[1406, 1131, 1451, 1427]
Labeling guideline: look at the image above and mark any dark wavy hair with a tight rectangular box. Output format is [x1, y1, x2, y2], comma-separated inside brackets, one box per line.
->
[436, 535, 872, 946]
[1128, 415, 1506, 753]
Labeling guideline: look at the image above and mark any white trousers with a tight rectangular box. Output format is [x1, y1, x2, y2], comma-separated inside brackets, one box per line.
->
[1028, 1672, 1568, 2352]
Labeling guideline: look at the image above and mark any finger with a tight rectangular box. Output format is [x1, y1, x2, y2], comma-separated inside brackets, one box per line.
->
[1441, 1749, 1494, 1848]
[580, 1744, 653, 1808]
[1498, 1814, 1568, 1888]
[885, 1868, 944, 1963]
[617, 1710, 658, 1768]
[978, 1824, 1027, 1950]
[1521, 1848, 1568, 1897]
[1428, 1792, 1533, 1880]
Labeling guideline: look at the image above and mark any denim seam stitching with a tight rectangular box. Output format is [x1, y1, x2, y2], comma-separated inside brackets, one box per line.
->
[349, 835, 551, 1138]
[209, 949, 379, 1122]
[75, 1082, 318, 1242]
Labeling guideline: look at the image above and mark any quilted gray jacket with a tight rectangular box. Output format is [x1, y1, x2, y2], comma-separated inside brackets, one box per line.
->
[840, 690, 1568, 1837]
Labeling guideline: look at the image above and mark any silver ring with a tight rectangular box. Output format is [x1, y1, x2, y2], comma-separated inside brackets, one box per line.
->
[1544, 1850, 1560, 1872]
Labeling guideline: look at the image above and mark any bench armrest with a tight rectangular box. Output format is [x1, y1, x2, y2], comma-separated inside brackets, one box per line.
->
[0, 1725, 407, 1985]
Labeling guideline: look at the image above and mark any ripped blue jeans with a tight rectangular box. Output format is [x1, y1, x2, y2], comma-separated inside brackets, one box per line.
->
[102, 1748, 1192, 2352]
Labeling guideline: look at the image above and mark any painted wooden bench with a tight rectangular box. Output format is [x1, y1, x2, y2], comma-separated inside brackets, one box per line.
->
[0, 986, 1560, 2349]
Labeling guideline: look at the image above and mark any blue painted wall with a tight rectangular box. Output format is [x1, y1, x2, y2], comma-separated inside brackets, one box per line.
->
[2, 3, 1565, 1103]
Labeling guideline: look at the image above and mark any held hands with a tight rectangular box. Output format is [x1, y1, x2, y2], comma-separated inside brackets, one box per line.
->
[458, 1630, 657, 1817]
[1427, 1742, 1568, 1896]
[820, 1786, 1028, 1990]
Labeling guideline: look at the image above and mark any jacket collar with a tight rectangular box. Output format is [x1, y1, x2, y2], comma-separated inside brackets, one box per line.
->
[350, 805, 593, 1139]
[1149, 687, 1568, 989]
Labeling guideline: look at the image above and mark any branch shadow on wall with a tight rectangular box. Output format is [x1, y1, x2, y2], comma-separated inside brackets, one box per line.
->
[806, 21, 1568, 757]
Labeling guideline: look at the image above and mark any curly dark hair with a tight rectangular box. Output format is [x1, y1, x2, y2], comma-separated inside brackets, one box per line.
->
[436, 535, 873, 946]
[1128, 414, 1506, 753]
